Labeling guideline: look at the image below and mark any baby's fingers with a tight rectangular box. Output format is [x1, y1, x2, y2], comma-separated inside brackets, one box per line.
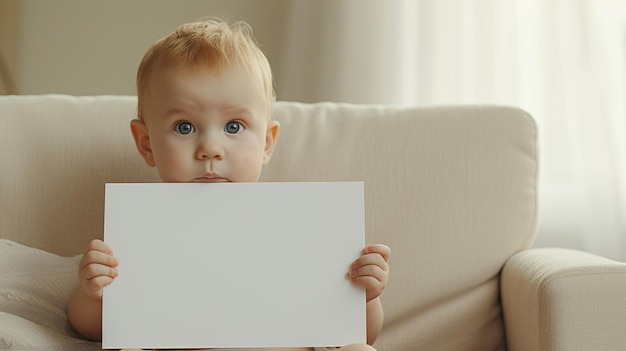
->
[78, 239, 119, 300]
[348, 259, 388, 298]
[351, 249, 390, 278]
[79, 249, 119, 271]
[80, 262, 119, 281]
[349, 244, 390, 302]
[363, 244, 391, 262]
[349, 263, 385, 278]
[86, 239, 115, 255]
[79, 239, 118, 269]
[79, 262, 118, 299]
[350, 274, 386, 302]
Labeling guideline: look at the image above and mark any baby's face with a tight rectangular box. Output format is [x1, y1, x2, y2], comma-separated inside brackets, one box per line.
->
[134, 65, 278, 183]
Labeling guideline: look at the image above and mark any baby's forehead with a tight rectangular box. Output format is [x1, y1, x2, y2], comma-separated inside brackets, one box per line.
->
[143, 64, 272, 119]
[149, 60, 261, 88]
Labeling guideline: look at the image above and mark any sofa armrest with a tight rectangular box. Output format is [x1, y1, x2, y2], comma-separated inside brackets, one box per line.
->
[501, 248, 626, 351]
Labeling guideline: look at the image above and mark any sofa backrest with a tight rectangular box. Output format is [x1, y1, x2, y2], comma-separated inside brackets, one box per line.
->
[0, 95, 538, 351]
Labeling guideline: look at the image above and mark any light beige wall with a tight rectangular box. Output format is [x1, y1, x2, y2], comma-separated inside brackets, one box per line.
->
[0, 0, 18, 94]
[14, 0, 290, 95]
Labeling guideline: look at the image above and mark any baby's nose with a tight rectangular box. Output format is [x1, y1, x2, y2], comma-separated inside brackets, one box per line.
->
[196, 136, 225, 160]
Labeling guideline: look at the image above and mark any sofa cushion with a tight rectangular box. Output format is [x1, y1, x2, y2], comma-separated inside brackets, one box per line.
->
[0, 239, 101, 350]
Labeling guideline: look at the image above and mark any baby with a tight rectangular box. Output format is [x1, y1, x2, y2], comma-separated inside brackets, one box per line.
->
[67, 18, 390, 351]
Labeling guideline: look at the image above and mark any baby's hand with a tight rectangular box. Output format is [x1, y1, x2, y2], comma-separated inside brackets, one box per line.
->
[78, 239, 119, 300]
[348, 244, 390, 302]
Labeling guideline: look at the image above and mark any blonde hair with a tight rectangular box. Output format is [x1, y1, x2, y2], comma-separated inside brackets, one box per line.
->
[136, 18, 275, 120]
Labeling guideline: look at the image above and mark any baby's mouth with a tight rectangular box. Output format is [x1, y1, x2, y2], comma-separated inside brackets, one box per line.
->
[191, 174, 230, 183]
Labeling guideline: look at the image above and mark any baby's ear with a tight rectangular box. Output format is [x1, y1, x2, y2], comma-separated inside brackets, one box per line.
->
[130, 119, 156, 167]
[262, 120, 280, 166]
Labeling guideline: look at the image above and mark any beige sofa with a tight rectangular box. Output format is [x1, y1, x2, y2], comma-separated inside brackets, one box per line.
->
[1, 95, 625, 350]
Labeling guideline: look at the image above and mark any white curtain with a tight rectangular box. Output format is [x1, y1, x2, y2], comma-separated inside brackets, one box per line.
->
[276, 0, 626, 261]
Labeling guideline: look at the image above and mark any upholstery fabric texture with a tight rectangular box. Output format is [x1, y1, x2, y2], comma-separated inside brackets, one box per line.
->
[0, 239, 99, 350]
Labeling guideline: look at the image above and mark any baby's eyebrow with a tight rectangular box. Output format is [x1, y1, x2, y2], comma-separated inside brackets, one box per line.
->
[163, 107, 191, 118]
[220, 105, 252, 116]
[163, 101, 203, 118]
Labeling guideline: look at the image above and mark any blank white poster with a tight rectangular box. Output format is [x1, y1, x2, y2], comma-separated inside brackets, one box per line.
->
[102, 182, 366, 349]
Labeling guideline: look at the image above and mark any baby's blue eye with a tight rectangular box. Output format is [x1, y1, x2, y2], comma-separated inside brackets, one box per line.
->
[225, 121, 244, 134]
[174, 122, 195, 135]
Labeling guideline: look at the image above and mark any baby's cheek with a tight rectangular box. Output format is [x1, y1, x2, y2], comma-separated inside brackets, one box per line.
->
[156, 154, 192, 182]
[240, 156, 264, 182]
[248, 159, 264, 181]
